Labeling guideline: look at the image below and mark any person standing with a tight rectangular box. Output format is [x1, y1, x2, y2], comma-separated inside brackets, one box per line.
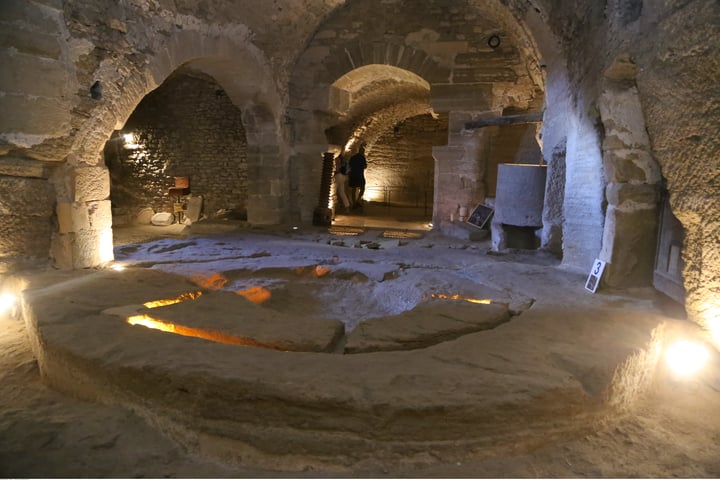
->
[334, 152, 350, 213]
[348, 143, 367, 210]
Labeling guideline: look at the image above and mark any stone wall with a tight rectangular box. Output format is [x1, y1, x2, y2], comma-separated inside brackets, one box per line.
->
[0, 175, 55, 272]
[105, 73, 248, 220]
[485, 124, 542, 198]
[367, 114, 447, 208]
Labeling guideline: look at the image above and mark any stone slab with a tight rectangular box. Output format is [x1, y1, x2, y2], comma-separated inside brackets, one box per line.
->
[136, 290, 344, 353]
[345, 300, 510, 353]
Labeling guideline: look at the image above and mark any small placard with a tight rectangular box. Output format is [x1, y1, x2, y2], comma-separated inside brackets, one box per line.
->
[466, 203, 494, 229]
[585, 259, 606, 293]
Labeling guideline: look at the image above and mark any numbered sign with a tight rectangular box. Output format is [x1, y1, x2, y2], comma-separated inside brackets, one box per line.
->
[585, 259, 606, 293]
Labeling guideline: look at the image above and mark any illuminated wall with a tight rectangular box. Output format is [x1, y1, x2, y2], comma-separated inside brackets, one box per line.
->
[104, 72, 248, 220]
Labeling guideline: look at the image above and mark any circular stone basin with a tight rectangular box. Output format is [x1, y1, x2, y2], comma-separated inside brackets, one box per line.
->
[21, 267, 657, 472]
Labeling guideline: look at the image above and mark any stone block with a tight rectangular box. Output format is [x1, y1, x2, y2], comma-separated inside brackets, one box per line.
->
[50, 233, 73, 270]
[74, 167, 110, 202]
[431, 145, 465, 163]
[0, 95, 70, 137]
[0, 52, 70, 97]
[247, 205, 282, 225]
[56, 203, 77, 234]
[430, 84, 494, 112]
[87, 200, 112, 231]
[0, 214, 52, 259]
[602, 149, 661, 184]
[604, 53, 637, 81]
[494, 164, 546, 226]
[562, 221, 604, 273]
[451, 67, 518, 84]
[71, 229, 114, 268]
[605, 183, 659, 208]
[0, 156, 49, 178]
[0, 2, 60, 41]
[345, 301, 509, 353]
[600, 205, 659, 288]
[0, 176, 54, 216]
[247, 178, 271, 196]
[599, 86, 651, 149]
[0, 28, 61, 59]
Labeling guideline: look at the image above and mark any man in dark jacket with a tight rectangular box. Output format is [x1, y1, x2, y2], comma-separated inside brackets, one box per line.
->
[348, 143, 367, 210]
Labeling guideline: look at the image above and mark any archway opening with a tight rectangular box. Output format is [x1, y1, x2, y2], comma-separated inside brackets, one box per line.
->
[325, 65, 442, 230]
[103, 68, 249, 228]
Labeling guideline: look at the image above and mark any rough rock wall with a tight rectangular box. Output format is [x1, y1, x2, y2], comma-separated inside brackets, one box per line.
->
[535, 0, 718, 335]
[630, 0, 720, 337]
[105, 73, 248, 219]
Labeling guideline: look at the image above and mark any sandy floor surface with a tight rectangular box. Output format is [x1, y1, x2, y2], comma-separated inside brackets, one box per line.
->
[1, 221, 719, 478]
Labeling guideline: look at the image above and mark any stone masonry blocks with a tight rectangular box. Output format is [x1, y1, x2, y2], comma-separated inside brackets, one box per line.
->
[600, 205, 659, 287]
[74, 167, 110, 203]
[88, 200, 112, 231]
[0, 176, 54, 216]
[56, 202, 89, 234]
[0, 214, 51, 259]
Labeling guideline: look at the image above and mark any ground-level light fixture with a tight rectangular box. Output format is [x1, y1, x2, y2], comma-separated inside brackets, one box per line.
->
[0, 292, 17, 316]
[664, 339, 710, 377]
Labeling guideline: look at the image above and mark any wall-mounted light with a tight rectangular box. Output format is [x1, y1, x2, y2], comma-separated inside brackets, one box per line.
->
[122, 132, 141, 150]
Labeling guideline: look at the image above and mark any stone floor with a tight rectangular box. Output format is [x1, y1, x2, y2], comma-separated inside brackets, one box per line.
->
[1, 220, 719, 477]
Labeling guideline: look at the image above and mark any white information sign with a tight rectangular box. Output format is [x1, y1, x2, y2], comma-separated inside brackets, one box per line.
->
[585, 259, 606, 293]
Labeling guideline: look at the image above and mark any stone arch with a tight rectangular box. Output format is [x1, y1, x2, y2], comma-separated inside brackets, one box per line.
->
[52, 28, 284, 269]
[290, 41, 444, 113]
[324, 64, 440, 219]
[287, 46, 442, 223]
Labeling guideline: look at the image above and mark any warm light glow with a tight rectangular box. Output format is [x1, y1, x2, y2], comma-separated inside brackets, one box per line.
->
[126, 314, 287, 350]
[425, 293, 492, 304]
[236, 286, 272, 304]
[363, 188, 383, 203]
[99, 228, 115, 264]
[143, 291, 203, 308]
[293, 265, 332, 278]
[111, 263, 126, 271]
[0, 292, 17, 315]
[665, 339, 710, 376]
[192, 273, 228, 290]
[314, 265, 330, 277]
[122, 132, 141, 149]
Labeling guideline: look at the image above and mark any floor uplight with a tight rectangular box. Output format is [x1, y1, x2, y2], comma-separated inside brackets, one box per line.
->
[0, 292, 17, 315]
[665, 339, 710, 376]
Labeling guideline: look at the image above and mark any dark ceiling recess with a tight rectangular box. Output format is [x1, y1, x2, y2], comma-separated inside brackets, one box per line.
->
[90, 81, 102, 100]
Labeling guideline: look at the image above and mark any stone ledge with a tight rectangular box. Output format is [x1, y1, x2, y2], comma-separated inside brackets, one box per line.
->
[21, 268, 665, 472]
